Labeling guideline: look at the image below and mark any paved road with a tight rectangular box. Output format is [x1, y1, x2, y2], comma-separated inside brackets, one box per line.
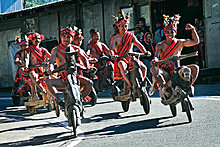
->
[0, 95, 220, 147]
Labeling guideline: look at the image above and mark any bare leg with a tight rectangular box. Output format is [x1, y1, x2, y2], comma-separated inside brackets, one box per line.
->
[77, 76, 93, 99]
[140, 62, 147, 80]
[187, 64, 199, 86]
[29, 71, 46, 93]
[150, 66, 170, 87]
[29, 81, 38, 101]
[45, 78, 66, 106]
[45, 78, 66, 99]
[118, 61, 131, 87]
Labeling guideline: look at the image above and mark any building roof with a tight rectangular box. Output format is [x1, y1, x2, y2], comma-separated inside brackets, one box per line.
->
[0, 0, 74, 18]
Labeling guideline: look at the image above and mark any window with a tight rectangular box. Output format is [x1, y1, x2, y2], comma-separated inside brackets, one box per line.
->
[139, 5, 151, 27]
[121, 7, 134, 30]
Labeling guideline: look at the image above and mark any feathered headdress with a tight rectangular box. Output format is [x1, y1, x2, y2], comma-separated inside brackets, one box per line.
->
[113, 11, 131, 26]
[28, 33, 44, 41]
[60, 26, 75, 37]
[15, 34, 29, 46]
[163, 14, 181, 32]
[73, 26, 84, 40]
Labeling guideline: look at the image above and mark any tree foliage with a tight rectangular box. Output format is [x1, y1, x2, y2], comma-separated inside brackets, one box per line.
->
[25, 0, 60, 8]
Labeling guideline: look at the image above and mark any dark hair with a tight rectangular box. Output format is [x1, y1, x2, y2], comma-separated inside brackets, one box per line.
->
[139, 17, 146, 25]
[90, 29, 100, 35]
[113, 24, 117, 27]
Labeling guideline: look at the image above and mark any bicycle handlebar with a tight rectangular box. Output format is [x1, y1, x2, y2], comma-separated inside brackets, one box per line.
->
[28, 63, 49, 69]
[154, 51, 198, 66]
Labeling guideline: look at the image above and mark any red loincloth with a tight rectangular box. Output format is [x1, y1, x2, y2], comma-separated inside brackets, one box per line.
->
[114, 32, 134, 80]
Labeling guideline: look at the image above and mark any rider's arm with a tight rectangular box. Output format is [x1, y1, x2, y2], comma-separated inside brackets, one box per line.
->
[109, 36, 117, 58]
[102, 43, 115, 57]
[53, 63, 67, 73]
[77, 48, 90, 69]
[86, 44, 92, 57]
[24, 49, 30, 69]
[44, 48, 51, 58]
[150, 43, 162, 66]
[48, 47, 57, 71]
[182, 24, 200, 47]
[133, 35, 151, 56]
[14, 53, 22, 66]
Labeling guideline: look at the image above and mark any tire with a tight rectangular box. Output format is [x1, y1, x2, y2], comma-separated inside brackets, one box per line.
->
[139, 89, 150, 115]
[55, 103, 60, 117]
[12, 95, 20, 106]
[47, 103, 52, 112]
[71, 109, 77, 138]
[89, 89, 97, 106]
[27, 106, 35, 115]
[184, 99, 192, 123]
[169, 104, 177, 117]
[121, 101, 130, 112]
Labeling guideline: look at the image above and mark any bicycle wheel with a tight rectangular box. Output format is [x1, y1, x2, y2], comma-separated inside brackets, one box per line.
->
[71, 108, 77, 138]
[55, 103, 60, 117]
[139, 89, 150, 115]
[12, 95, 20, 106]
[169, 104, 177, 117]
[47, 103, 52, 112]
[89, 88, 97, 106]
[184, 99, 192, 122]
[121, 100, 130, 112]
[27, 106, 35, 115]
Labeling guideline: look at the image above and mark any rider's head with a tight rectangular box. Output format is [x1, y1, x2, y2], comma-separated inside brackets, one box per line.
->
[90, 29, 100, 42]
[15, 34, 29, 50]
[28, 33, 44, 46]
[163, 14, 181, 40]
[73, 27, 84, 47]
[60, 27, 75, 46]
[20, 41, 28, 50]
[113, 11, 130, 34]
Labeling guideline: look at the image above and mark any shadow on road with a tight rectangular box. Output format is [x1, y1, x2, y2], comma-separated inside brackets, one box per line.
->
[82, 111, 147, 123]
[0, 131, 74, 146]
[83, 116, 190, 136]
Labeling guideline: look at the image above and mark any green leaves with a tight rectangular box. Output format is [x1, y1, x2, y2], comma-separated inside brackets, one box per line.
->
[25, 0, 60, 8]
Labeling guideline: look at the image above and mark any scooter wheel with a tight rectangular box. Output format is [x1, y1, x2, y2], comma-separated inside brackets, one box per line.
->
[121, 100, 130, 112]
[169, 104, 177, 117]
[27, 106, 35, 115]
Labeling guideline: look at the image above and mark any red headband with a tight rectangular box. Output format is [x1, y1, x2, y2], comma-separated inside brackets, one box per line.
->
[116, 20, 128, 26]
[91, 32, 100, 36]
[164, 26, 177, 32]
[61, 27, 75, 37]
[19, 40, 28, 46]
[74, 35, 84, 40]
[28, 33, 44, 41]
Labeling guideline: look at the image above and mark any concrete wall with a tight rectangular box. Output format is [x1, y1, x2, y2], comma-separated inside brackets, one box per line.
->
[0, 29, 20, 88]
[204, 0, 220, 68]
[39, 13, 59, 40]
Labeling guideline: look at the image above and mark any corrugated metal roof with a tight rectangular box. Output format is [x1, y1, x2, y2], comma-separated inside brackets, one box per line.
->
[0, 0, 68, 16]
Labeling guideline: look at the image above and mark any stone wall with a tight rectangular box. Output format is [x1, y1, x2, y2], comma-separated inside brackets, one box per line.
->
[204, 0, 220, 68]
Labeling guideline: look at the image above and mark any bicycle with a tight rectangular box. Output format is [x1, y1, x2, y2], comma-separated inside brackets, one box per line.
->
[154, 51, 198, 122]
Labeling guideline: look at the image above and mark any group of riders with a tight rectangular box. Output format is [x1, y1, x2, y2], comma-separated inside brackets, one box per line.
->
[11, 12, 200, 126]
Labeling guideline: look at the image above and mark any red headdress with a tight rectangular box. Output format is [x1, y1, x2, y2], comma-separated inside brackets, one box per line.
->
[28, 33, 44, 41]
[60, 27, 75, 37]
[113, 11, 130, 26]
[74, 27, 84, 40]
[15, 34, 29, 46]
[163, 14, 181, 32]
